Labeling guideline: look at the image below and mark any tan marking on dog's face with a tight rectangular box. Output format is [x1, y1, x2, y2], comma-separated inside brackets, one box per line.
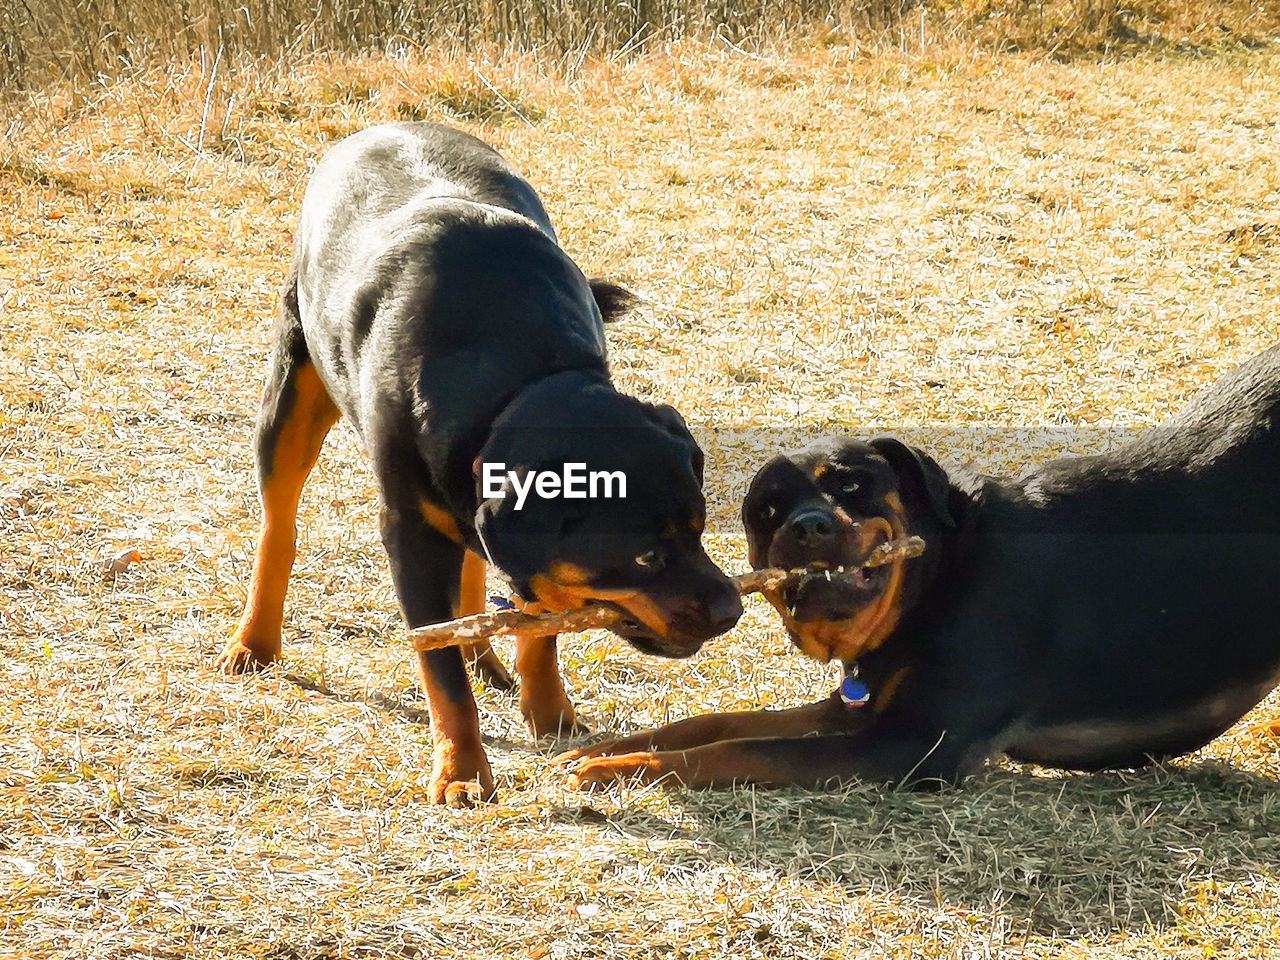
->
[546, 561, 591, 586]
[772, 502, 912, 665]
[529, 564, 672, 637]
[883, 491, 906, 520]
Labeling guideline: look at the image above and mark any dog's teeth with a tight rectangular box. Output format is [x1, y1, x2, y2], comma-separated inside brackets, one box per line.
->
[824, 570, 832, 581]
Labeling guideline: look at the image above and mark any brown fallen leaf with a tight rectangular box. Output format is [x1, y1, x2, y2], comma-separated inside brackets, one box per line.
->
[102, 547, 142, 579]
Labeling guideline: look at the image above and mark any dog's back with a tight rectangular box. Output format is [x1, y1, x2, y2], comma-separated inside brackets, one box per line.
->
[285, 123, 608, 456]
[297, 122, 554, 256]
[1024, 342, 1280, 508]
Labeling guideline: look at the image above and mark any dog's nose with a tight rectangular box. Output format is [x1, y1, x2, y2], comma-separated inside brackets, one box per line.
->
[789, 509, 836, 544]
[706, 589, 743, 635]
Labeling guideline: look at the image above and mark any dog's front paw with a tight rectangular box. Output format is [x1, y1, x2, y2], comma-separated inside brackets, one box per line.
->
[435, 778, 493, 807]
[554, 731, 654, 765]
[428, 752, 496, 807]
[568, 752, 664, 790]
[214, 633, 279, 674]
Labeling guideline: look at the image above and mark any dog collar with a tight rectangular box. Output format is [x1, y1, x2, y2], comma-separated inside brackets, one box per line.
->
[839, 664, 871, 708]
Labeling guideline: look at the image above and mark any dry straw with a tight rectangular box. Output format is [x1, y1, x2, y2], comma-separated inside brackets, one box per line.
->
[3, 9, 1280, 960]
[3, 1, 1278, 94]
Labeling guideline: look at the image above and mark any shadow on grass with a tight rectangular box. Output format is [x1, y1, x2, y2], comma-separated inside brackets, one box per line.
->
[669, 761, 1280, 935]
[281, 669, 532, 754]
[280, 667, 1280, 933]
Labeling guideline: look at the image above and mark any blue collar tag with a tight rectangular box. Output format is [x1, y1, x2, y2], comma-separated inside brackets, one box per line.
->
[840, 674, 871, 707]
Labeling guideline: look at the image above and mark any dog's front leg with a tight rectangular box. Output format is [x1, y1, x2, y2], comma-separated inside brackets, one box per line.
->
[558, 695, 865, 761]
[569, 723, 968, 791]
[379, 498, 494, 807]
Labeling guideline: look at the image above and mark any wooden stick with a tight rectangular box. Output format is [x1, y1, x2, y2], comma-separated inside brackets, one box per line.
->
[406, 536, 925, 652]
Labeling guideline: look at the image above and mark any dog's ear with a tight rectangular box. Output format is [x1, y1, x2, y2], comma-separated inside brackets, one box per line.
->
[588, 279, 640, 323]
[870, 436, 956, 529]
[646, 402, 704, 485]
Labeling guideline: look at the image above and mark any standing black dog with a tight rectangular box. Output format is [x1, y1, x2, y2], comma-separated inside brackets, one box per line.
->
[218, 123, 741, 805]
[568, 344, 1280, 789]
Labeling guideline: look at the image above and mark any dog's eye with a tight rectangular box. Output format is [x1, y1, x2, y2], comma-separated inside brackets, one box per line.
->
[841, 481, 860, 495]
[760, 504, 777, 520]
[635, 549, 664, 570]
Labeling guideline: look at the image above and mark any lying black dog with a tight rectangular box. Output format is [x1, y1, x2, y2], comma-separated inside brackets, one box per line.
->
[568, 344, 1280, 788]
[217, 122, 741, 805]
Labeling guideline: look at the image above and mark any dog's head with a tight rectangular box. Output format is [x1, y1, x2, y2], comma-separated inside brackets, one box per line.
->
[475, 374, 741, 657]
[742, 436, 955, 665]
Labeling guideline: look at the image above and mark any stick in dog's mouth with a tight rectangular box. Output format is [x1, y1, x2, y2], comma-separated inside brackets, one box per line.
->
[780, 563, 887, 614]
[404, 536, 926, 653]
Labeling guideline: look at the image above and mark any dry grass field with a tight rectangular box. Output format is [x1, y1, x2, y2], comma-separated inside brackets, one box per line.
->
[3, 27, 1280, 960]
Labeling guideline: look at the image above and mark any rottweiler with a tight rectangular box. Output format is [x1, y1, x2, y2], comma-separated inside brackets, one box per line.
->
[567, 344, 1280, 789]
[217, 122, 742, 805]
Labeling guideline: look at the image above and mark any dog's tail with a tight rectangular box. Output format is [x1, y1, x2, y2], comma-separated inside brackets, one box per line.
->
[589, 279, 642, 322]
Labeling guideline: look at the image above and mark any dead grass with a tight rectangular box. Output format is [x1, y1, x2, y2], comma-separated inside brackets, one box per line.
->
[2, 35, 1280, 959]
[5, 0, 1280, 96]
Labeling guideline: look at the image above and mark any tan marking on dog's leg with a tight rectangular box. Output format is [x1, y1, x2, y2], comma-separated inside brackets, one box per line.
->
[455, 550, 514, 689]
[218, 362, 338, 673]
[416, 652, 495, 806]
[516, 633, 586, 738]
[559, 697, 860, 762]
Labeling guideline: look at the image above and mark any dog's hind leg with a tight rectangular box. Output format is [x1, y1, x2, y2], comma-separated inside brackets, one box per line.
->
[218, 277, 339, 673]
